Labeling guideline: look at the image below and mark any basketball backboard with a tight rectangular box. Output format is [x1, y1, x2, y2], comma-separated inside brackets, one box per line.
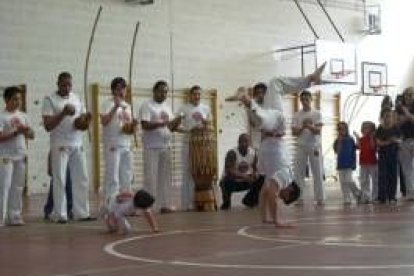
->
[364, 4, 381, 35]
[361, 62, 388, 95]
[316, 40, 357, 84]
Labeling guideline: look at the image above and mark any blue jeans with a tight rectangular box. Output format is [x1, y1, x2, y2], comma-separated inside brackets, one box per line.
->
[43, 168, 72, 217]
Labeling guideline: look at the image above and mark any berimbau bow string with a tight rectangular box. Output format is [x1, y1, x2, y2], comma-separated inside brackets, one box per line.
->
[84, 6, 102, 142]
[128, 21, 140, 148]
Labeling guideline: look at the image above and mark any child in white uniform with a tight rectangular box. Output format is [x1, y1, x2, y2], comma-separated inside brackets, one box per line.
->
[176, 85, 210, 210]
[0, 86, 34, 226]
[104, 189, 158, 234]
[100, 77, 137, 203]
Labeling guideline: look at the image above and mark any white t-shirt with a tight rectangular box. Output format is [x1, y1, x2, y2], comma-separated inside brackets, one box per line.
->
[233, 147, 256, 177]
[0, 110, 29, 159]
[139, 99, 173, 149]
[105, 197, 135, 233]
[42, 92, 85, 147]
[292, 109, 322, 147]
[270, 167, 293, 189]
[247, 100, 263, 150]
[177, 103, 210, 131]
[177, 103, 210, 142]
[251, 101, 285, 133]
[251, 102, 290, 175]
[101, 99, 133, 147]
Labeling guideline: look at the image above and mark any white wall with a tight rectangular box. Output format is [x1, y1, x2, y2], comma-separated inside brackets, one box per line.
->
[0, 0, 378, 193]
[338, 0, 414, 134]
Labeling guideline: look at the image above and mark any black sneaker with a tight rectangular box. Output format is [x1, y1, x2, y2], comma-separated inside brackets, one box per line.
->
[43, 213, 51, 221]
[160, 207, 173, 214]
[78, 216, 97, 222]
[242, 198, 256, 208]
[220, 203, 230, 210]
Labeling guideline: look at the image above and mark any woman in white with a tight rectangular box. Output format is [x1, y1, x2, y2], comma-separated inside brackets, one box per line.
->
[100, 77, 137, 204]
[176, 85, 211, 210]
[0, 86, 34, 226]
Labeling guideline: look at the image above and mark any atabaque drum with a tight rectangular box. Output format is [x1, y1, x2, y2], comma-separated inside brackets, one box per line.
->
[189, 126, 217, 211]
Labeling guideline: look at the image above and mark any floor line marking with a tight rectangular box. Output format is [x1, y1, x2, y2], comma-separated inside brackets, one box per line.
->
[104, 216, 414, 271]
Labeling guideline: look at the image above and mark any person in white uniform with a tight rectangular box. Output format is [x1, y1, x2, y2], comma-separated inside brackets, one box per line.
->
[248, 83, 266, 149]
[264, 62, 326, 112]
[0, 86, 34, 226]
[100, 77, 137, 204]
[176, 85, 211, 211]
[246, 83, 268, 184]
[292, 90, 325, 205]
[238, 91, 300, 227]
[42, 72, 94, 223]
[139, 80, 182, 213]
[103, 189, 159, 234]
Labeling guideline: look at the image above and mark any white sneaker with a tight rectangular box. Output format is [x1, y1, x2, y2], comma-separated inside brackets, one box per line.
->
[316, 200, 325, 206]
[8, 217, 25, 226]
[295, 199, 304, 206]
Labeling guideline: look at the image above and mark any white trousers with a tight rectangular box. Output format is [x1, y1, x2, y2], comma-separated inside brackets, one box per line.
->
[399, 139, 414, 197]
[181, 141, 194, 210]
[51, 146, 90, 220]
[338, 169, 361, 203]
[143, 147, 172, 209]
[0, 157, 25, 224]
[103, 145, 133, 203]
[293, 145, 325, 201]
[359, 164, 378, 201]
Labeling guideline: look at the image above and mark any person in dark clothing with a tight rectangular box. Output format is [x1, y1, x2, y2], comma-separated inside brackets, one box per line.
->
[220, 134, 264, 210]
[376, 108, 401, 204]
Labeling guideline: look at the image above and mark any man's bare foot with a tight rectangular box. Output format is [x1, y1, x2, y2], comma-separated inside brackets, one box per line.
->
[308, 62, 326, 84]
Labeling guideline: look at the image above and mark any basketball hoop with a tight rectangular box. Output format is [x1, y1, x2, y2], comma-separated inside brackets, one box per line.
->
[370, 84, 395, 94]
[361, 62, 389, 95]
[330, 70, 355, 79]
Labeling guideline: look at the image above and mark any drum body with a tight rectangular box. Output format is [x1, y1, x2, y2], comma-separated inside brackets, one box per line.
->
[189, 127, 217, 211]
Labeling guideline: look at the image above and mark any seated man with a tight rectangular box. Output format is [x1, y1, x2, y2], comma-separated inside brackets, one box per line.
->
[220, 133, 264, 210]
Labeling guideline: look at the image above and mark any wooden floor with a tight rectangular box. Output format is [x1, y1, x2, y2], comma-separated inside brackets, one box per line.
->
[2, 188, 414, 276]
